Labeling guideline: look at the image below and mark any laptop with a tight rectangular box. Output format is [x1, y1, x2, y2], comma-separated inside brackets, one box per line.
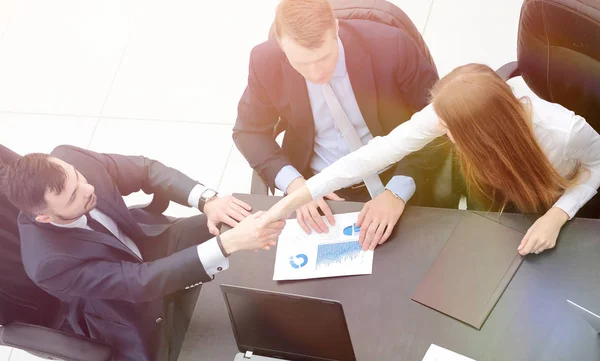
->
[567, 299, 600, 333]
[221, 284, 357, 361]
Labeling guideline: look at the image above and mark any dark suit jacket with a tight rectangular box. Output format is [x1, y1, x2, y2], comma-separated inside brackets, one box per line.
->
[234, 19, 441, 193]
[0, 145, 61, 327]
[18, 145, 211, 361]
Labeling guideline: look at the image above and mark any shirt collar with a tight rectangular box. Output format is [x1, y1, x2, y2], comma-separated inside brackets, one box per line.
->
[332, 36, 347, 78]
[50, 214, 87, 229]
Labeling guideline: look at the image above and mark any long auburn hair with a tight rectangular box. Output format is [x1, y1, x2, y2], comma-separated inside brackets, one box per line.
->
[431, 64, 575, 214]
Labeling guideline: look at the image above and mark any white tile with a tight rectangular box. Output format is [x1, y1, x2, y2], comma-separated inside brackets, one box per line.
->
[0, 0, 134, 115]
[8, 349, 45, 361]
[102, 0, 280, 124]
[0, 346, 12, 361]
[389, 0, 435, 32]
[0, 114, 97, 155]
[0, 0, 18, 42]
[424, 0, 524, 77]
[88, 118, 234, 218]
[217, 145, 252, 196]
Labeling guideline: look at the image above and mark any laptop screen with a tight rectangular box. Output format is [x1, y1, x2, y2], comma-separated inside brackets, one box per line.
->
[221, 285, 356, 361]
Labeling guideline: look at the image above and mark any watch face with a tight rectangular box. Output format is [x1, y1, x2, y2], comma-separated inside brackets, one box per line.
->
[202, 189, 218, 200]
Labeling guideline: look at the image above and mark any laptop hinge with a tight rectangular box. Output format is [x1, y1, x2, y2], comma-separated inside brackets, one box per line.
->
[244, 351, 253, 359]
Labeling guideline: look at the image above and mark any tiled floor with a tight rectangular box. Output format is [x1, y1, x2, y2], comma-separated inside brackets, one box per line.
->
[0, 0, 530, 359]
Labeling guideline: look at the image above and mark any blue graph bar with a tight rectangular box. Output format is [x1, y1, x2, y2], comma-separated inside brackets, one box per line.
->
[316, 241, 362, 269]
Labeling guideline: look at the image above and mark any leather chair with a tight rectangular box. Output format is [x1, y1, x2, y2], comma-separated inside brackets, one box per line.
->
[249, 0, 458, 209]
[497, 0, 600, 132]
[494, 0, 600, 217]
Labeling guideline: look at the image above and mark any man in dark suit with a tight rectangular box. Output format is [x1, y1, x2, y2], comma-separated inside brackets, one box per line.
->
[234, 0, 448, 251]
[0, 145, 284, 361]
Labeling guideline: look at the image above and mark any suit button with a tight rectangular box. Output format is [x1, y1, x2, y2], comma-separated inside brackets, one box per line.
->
[184, 286, 190, 290]
[156, 318, 163, 324]
[217, 267, 223, 272]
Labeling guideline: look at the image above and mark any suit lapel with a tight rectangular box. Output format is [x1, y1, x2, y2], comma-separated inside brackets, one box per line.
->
[31, 214, 141, 262]
[339, 25, 384, 137]
[93, 192, 144, 241]
[281, 58, 315, 148]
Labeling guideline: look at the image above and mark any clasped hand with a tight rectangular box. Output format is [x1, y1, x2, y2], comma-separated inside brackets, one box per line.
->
[202, 195, 285, 252]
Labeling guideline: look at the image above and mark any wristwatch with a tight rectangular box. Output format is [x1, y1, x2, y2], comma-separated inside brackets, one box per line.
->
[198, 188, 218, 212]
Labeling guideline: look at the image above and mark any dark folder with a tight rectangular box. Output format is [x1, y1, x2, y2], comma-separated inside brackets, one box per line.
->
[411, 212, 525, 329]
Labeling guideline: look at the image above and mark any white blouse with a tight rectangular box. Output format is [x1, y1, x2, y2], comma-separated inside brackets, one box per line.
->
[305, 89, 600, 219]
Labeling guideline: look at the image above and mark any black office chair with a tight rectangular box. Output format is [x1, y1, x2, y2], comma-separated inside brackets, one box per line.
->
[496, 0, 600, 131]
[250, 0, 457, 208]
[494, 0, 600, 217]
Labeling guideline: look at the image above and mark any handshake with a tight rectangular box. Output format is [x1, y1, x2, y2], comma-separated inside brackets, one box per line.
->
[219, 211, 285, 254]
[204, 187, 315, 256]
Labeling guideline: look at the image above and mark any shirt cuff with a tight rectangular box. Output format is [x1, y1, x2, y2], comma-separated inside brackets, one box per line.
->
[385, 176, 416, 203]
[188, 184, 207, 209]
[553, 185, 597, 220]
[274, 165, 303, 193]
[196, 237, 230, 276]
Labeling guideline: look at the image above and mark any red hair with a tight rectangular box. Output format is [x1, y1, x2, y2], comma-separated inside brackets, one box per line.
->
[431, 64, 576, 213]
[274, 0, 336, 49]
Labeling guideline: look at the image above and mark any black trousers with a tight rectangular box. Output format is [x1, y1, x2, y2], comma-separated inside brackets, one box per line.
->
[140, 214, 213, 361]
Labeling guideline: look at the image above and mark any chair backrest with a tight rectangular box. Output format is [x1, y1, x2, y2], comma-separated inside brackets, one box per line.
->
[517, 0, 600, 130]
[0, 145, 61, 327]
[329, 0, 436, 72]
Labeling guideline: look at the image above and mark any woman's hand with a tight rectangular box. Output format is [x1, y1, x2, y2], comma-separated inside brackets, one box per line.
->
[285, 178, 344, 234]
[518, 207, 569, 255]
[262, 185, 314, 225]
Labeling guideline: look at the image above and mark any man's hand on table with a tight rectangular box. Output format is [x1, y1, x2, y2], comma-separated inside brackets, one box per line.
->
[286, 177, 344, 235]
[203, 195, 253, 235]
[357, 190, 406, 251]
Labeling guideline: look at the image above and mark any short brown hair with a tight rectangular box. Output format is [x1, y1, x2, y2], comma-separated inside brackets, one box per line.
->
[0, 153, 67, 216]
[274, 0, 336, 49]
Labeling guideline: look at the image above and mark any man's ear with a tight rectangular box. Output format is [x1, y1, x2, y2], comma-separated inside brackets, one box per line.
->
[35, 214, 52, 223]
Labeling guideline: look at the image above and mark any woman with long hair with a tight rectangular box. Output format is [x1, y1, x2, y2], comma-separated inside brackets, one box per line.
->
[263, 63, 600, 255]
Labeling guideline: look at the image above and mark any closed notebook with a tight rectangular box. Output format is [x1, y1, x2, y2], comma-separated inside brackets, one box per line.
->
[411, 211, 525, 329]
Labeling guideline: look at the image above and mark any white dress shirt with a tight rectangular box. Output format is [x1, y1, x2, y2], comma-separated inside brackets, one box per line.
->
[306, 88, 600, 219]
[274, 37, 416, 202]
[51, 184, 229, 276]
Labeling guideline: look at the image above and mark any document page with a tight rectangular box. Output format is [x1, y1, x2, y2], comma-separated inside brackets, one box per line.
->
[422, 344, 476, 361]
[273, 212, 374, 281]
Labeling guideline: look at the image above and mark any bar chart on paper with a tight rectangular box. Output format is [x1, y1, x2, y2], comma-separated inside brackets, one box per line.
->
[316, 241, 364, 270]
[273, 212, 374, 281]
